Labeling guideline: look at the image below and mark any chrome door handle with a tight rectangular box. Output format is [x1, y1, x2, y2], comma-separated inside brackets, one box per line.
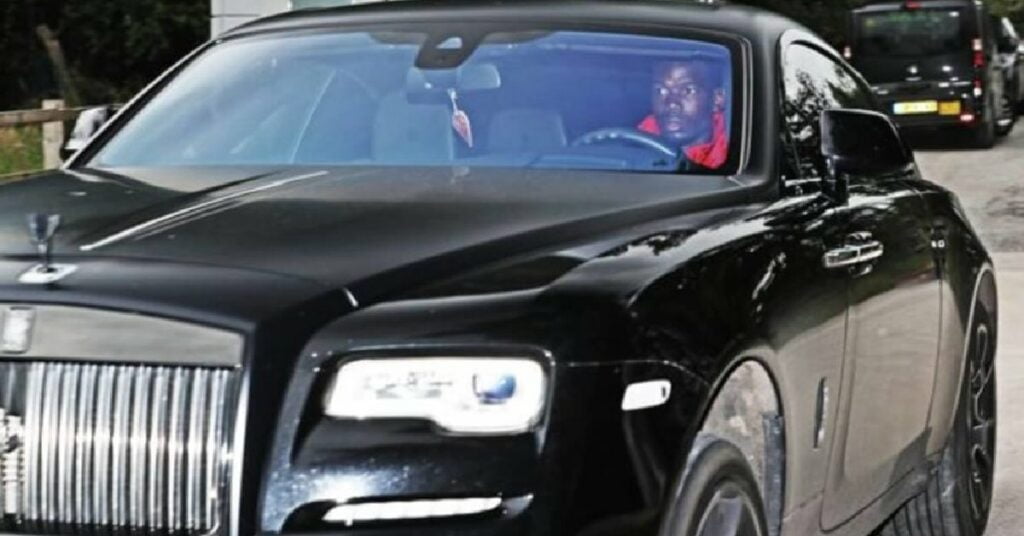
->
[823, 240, 884, 269]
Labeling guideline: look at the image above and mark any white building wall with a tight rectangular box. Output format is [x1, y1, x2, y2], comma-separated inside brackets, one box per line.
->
[210, 0, 359, 36]
[210, 0, 291, 37]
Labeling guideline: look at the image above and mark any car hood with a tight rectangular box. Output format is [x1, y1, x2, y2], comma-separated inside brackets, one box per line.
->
[0, 166, 739, 303]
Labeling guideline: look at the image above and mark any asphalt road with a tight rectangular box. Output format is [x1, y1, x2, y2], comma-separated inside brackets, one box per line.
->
[914, 128, 1023, 536]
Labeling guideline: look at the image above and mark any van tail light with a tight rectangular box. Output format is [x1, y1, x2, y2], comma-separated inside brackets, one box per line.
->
[973, 38, 985, 67]
[974, 79, 984, 98]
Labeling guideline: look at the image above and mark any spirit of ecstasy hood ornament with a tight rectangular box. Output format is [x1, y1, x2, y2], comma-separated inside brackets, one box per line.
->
[27, 213, 61, 271]
[19, 213, 76, 285]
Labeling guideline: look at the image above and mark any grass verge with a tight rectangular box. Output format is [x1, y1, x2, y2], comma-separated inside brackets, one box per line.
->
[0, 126, 43, 175]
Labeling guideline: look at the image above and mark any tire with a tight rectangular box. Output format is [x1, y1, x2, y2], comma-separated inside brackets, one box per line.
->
[873, 302, 997, 536]
[661, 438, 768, 536]
[971, 93, 998, 149]
[995, 93, 1014, 138]
[1014, 80, 1024, 115]
[971, 117, 996, 149]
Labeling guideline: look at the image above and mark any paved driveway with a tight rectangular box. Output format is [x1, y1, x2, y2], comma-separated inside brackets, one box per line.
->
[915, 129, 1023, 536]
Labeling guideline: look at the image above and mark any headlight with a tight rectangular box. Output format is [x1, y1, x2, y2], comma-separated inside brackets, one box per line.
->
[324, 357, 547, 434]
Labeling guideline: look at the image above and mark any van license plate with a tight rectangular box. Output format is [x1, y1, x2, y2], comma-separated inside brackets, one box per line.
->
[939, 101, 962, 115]
[893, 101, 939, 114]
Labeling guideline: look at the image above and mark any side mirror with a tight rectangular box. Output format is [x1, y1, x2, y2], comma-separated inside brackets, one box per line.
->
[61, 106, 115, 161]
[820, 108, 912, 191]
[819, 109, 912, 203]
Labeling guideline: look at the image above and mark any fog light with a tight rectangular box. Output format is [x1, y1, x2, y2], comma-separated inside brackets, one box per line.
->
[960, 113, 975, 123]
[323, 497, 502, 526]
[1, 308, 34, 354]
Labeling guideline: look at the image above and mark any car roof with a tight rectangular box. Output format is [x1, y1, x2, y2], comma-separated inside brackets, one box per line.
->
[222, 0, 805, 46]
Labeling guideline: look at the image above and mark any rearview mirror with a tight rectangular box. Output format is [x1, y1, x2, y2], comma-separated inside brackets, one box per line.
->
[457, 63, 502, 92]
[61, 106, 116, 161]
[821, 108, 912, 176]
[405, 63, 502, 100]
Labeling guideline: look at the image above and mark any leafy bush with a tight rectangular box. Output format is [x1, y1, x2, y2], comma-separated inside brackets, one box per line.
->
[0, 0, 208, 109]
[58, 0, 209, 104]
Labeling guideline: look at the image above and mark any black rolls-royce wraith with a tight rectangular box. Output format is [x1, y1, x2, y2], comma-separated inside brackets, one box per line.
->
[0, 2, 998, 536]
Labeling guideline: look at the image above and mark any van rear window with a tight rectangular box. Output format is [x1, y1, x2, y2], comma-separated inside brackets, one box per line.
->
[855, 9, 967, 57]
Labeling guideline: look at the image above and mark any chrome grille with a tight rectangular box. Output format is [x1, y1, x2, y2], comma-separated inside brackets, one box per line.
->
[0, 362, 236, 535]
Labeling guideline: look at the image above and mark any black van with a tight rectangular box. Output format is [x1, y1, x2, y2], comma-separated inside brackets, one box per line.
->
[847, 0, 1017, 147]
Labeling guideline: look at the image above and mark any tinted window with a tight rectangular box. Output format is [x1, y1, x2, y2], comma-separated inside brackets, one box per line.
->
[91, 29, 738, 175]
[855, 9, 967, 57]
[782, 44, 873, 178]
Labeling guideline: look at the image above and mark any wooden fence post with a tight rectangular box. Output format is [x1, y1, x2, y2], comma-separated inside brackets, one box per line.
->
[41, 99, 65, 169]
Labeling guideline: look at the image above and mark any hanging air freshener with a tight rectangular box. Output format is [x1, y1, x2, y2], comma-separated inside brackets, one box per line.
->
[448, 88, 474, 148]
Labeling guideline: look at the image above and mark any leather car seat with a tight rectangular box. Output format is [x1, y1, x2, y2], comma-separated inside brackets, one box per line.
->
[372, 91, 454, 164]
[487, 109, 567, 153]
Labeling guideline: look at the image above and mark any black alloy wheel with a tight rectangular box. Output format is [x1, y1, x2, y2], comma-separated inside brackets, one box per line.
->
[663, 438, 769, 536]
[965, 321, 997, 526]
[694, 482, 764, 536]
[871, 299, 996, 536]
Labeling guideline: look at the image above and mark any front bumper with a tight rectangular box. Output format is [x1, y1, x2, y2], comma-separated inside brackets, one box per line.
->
[259, 352, 707, 536]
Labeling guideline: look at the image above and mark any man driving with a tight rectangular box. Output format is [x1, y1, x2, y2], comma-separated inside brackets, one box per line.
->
[636, 59, 729, 170]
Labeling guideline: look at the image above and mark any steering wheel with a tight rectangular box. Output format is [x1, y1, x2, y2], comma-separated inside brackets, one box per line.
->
[571, 127, 678, 158]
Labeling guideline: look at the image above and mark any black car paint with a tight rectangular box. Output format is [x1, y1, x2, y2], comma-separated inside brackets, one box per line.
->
[1, 2, 994, 536]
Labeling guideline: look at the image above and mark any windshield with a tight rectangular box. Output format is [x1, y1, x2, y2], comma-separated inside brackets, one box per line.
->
[89, 28, 737, 174]
[855, 8, 968, 57]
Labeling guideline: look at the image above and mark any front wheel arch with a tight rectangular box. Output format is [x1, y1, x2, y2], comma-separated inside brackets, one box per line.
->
[667, 359, 785, 536]
[659, 437, 770, 536]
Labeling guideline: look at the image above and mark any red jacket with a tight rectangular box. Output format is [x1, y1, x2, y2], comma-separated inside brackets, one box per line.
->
[637, 111, 728, 170]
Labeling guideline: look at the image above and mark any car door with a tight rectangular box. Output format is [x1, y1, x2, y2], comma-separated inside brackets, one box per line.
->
[823, 168, 942, 526]
[769, 35, 870, 525]
[777, 45, 945, 529]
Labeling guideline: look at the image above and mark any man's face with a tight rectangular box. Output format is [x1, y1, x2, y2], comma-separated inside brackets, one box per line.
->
[652, 63, 712, 141]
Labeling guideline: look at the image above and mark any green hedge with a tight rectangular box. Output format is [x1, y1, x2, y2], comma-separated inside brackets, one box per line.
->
[0, 127, 42, 175]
